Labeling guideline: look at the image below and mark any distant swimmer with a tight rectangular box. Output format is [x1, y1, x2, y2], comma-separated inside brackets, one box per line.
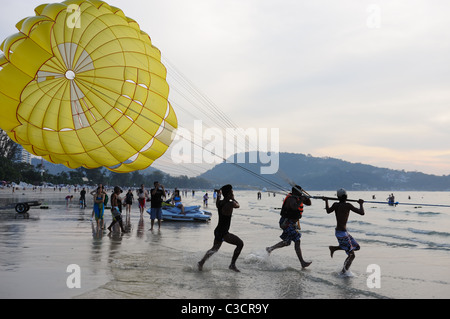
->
[198, 184, 243, 272]
[266, 185, 312, 269]
[323, 189, 365, 275]
[387, 193, 396, 206]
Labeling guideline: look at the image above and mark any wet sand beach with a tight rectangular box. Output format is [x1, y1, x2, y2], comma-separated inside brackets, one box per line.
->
[1, 188, 450, 299]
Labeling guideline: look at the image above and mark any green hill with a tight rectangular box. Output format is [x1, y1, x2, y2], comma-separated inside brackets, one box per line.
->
[199, 152, 450, 191]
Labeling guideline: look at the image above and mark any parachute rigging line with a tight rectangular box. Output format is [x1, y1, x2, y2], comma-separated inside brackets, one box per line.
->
[88, 83, 290, 193]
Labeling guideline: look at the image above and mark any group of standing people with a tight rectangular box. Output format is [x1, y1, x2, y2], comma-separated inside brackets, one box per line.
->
[89, 181, 181, 233]
[198, 184, 365, 275]
[91, 184, 127, 233]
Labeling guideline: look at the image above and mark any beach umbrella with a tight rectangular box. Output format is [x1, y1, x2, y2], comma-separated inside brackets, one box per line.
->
[0, 0, 177, 172]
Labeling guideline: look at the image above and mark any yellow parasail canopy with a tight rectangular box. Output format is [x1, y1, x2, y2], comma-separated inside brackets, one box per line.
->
[0, 0, 177, 173]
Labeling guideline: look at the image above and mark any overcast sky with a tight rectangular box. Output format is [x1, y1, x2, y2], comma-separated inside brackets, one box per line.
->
[1, 0, 450, 176]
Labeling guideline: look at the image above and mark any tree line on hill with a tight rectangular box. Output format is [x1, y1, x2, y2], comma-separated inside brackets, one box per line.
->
[0, 156, 213, 189]
[199, 152, 450, 191]
[0, 129, 213, 188]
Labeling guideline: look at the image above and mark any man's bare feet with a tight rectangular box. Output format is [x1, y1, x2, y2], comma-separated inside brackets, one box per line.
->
[329, 246, 339, 258]
[229, 264, 240, 272]
[301, 261, 312, 268]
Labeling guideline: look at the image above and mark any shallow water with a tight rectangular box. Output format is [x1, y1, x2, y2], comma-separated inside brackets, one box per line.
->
[0, 189, 449, 299]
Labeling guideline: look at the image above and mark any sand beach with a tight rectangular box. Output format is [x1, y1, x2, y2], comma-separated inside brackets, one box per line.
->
[1, 187, 450, 299]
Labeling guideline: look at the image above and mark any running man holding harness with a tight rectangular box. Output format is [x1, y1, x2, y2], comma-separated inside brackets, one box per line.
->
[266, 185, 312, 269]
[323, 189, 365, 274]
[198, 184, 244, 272]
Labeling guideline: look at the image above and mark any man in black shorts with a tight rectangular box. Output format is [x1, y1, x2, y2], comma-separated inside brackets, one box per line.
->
[198, 184, 243, 272]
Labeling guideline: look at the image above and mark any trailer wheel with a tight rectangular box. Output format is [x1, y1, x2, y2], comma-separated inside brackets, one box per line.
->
[15, 203, 29, 213]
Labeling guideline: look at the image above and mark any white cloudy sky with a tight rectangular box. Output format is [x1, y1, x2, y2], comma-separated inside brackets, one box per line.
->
[1, 0, 450, 176]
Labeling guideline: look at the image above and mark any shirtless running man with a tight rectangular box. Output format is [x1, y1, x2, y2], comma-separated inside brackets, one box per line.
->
[323, 189, 364, 274]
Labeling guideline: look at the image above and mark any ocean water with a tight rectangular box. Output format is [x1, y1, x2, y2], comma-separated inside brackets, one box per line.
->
[0, 189, 449, 299]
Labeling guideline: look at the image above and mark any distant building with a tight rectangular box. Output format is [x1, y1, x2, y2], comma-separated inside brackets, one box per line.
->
[17, 145, 32, 164]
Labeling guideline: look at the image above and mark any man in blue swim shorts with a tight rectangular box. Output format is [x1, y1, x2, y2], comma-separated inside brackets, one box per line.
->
[323, 189, 365, 274]
[279, 218, 302, 244]
[335, 229, 360, 255]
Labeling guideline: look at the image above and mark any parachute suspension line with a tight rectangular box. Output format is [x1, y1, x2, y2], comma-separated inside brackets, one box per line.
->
[65, 40, 270, 181]
[163, 57, 239, 130]
[164, 56, 316, 195]
[163, 57, 294, 193]
[168, 78, 232, 131]
[163, 56, 261, 154]
[86, 84, 290, 193]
